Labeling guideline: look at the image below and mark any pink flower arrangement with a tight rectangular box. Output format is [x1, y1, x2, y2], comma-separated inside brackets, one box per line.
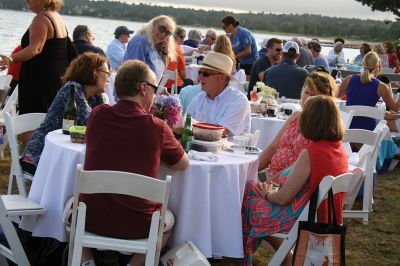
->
[150, 95, 182, 126]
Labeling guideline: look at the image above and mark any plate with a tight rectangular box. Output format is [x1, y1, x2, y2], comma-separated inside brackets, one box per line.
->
[224, 145, 262, 155]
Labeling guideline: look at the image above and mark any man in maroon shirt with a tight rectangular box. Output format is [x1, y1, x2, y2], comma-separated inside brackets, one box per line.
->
[81, 60, 189, 266]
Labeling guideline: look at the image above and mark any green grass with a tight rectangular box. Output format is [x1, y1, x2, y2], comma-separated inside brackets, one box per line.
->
[1, 150, 399, 265]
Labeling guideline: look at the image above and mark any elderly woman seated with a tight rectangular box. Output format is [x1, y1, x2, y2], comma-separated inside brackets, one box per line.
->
[242, 95, 348, 266]
[20, 52, 108, 174]
[79, 60, 189, 266]
[258, 71, 337, 180]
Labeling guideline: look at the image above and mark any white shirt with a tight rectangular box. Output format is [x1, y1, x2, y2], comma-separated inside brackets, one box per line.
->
[106, 39, 126, 70]
[186, 85, 251, 138]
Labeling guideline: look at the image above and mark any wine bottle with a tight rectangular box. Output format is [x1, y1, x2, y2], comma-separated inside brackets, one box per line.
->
[180, 113, 193, 152]
[62, 85, 77, 135]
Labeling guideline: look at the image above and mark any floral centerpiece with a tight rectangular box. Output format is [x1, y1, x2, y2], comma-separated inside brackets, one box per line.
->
[150, 95, 182, 126]
[255, 82, 277, 104]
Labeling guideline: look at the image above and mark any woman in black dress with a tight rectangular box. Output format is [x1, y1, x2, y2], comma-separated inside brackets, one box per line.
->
[0, 0, 76, 143]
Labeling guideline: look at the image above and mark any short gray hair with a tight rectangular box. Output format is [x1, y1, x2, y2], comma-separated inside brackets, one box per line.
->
[188, 30, 202, 40]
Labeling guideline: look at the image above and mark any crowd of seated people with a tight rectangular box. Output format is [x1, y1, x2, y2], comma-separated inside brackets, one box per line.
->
[3, 7, 400, 265]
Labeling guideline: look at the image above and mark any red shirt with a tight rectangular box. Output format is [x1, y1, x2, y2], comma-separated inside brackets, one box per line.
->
[81, 100, 184, 239]
[307, 140, 348, 224]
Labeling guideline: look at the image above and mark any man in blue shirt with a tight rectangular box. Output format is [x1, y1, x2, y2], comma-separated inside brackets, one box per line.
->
[72, 25, 105, 57]
[106, 26, 134, 70]
[263, 41, 308, 99]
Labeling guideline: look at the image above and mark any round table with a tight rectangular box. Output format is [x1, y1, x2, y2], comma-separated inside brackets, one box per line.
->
[20, 129, 259, 258]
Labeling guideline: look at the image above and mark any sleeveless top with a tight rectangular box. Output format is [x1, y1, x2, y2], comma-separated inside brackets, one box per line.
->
[346, 74, 380, 130]
[19, 13, 70, 114]
[268, 114, 310, 175]
[307, 140, 348, 223]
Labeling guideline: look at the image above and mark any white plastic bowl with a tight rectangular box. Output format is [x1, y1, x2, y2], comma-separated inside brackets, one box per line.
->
[192, 123, 224, 141]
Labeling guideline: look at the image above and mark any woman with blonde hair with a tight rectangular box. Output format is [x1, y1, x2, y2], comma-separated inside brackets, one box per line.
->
[213, 34, 236, 67]
[125, 15, 177, 82]
[258, 71, 337, 178]
[0, 0, 76, 144]
[339, 51, 400, 130]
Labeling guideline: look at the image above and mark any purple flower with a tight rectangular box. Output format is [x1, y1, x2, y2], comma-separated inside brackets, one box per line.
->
[151, 95, 182, 125]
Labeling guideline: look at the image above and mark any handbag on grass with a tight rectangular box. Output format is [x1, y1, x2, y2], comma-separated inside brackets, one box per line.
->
[293, 187, 346, 266]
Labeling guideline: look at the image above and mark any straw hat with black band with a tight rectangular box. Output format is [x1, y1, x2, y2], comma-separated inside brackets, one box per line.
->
[190, 51, 239, 82]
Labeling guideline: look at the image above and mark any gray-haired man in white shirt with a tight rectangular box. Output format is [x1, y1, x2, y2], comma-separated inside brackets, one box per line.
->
[187, 51, 251, 138]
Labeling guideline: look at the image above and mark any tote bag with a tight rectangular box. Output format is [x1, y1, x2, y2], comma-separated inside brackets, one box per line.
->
[293, 187, 346, 266]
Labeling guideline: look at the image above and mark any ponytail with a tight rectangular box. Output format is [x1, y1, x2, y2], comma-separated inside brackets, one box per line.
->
[360, 68, 373, 84]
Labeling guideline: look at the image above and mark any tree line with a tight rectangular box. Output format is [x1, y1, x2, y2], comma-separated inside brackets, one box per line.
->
[0, 0, 399, 42]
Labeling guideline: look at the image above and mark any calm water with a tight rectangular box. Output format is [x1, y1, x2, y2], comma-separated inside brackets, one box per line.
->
[0, 9, 358, 61]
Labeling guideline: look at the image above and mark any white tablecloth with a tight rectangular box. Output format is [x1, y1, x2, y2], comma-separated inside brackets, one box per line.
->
[20, 130, 258, 258]
[251, 116, 286, 150]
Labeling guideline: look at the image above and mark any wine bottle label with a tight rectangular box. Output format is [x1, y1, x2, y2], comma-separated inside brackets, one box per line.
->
[62, 119, 74, 131]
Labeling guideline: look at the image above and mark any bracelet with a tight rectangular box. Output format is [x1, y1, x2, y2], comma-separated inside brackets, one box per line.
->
[7, 55, 13, 65]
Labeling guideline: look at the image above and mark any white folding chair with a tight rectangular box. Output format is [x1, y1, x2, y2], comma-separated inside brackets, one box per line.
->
[339, 109, 354, 129]
[156, 70, 178, 95]
[342, 128, 382, 225]
[0, 76, 15, 158]
[267, 168, 363, 266]
[68, 165, 172, 266]
[0, 191, 46, 265]
[4, 112, 46, 197]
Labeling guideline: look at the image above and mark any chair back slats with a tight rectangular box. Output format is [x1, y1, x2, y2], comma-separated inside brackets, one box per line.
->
[76, 167, 171, 203]
[343, 105, 385, 120]
[8, 112, 46, 136]
[339, 109, 354, 129]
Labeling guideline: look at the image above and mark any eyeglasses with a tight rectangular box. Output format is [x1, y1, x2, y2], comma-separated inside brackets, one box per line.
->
[99, 69, 111, 77]
[207, 35, 216, 41]
[198, 70, 220, 78]
[309, 73, 329, 84]
[87, 32, 95, 41]
[158, 25, 172, 37]
[141, 81, 158, 92]
[274, 48, 282, 52]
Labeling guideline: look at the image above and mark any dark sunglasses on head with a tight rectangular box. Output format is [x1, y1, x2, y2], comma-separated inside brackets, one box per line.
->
[198, 70, 220, 78]
[158, 25, 172, 37]
[311, 66, 329, 74]
[309, 73, 329, 84]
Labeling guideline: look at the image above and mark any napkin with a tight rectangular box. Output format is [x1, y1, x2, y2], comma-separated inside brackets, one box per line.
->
[188, 150, 219, 162]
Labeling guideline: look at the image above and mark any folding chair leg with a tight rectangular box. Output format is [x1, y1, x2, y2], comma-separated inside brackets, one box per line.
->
[71, 204, 86, 266]
[0, 213, 30, 266]
[7, 172, 14, 195]
[268, 231, 297, 266]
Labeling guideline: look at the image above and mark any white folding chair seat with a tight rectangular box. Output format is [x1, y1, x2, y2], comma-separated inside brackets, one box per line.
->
[0, 194, 46, 265]
[4, 112, 46, 197]
[68, 165, 172, 266]
[267, 168, 363, 266]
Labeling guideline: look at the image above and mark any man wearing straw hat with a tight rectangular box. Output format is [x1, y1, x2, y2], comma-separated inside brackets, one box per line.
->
[187, 51, 251, 138]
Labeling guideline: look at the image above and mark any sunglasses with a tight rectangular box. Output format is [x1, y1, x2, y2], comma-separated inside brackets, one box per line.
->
[207, 35, 216, 41]
[158, 25, 172, 37]
[140, 81, 158, 92]
[274, 48, 282, 52]
[311, 66, 329, 74]
[309, 73, 329, 84]
[198, 70, 220, 78]
[99, 69, 111, 77]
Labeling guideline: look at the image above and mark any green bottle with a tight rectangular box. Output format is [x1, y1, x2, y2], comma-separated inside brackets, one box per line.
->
[180, 113, 193, 152]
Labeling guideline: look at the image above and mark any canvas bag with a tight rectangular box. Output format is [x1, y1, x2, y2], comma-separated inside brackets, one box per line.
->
[293, 187, 346, 266]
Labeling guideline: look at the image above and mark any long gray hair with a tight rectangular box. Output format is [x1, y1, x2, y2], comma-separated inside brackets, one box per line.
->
[138, 15, 177, 61]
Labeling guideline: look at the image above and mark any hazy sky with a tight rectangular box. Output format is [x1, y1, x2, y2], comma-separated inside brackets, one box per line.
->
[119, 0, 396, 21]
